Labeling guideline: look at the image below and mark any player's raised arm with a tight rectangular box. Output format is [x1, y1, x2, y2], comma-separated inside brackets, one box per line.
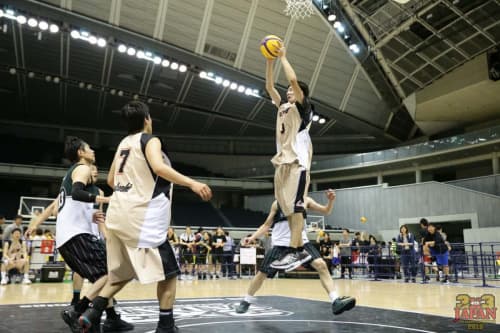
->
[265, 59, 282, 107]
[244, 201, 278, 245]
[306, 189, 336, 215]
[145, 137, 212, 201]
[278, 47, 304, 105]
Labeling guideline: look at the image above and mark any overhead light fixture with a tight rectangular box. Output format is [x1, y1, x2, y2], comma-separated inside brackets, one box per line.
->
[237, 85, 245, 93]
[319, 118, 326, 124]
[199, 71, 207, 79]
[53, 76, 60, 84]
[312, 114, 320, 122]
[215, 76, 223, 85]
[27, 18, 38, 28]
[349, 43, 360, 54]
[170, 62, 179, 70]
[222, 79, 230, 87]
[88, 35, 97, 44]
[0, 9, 4, 18]
[230, 82, 237, 90]
[133, 94, 139, 100]
[136, 50, 144, 59]
[49, 24, 59, 33]
[245, 88, 252, 95]
[78, 82, 85, 88]
[117, 90, 124, 96]
[27, 71, 35, 78]
[117, 44, 127, 53]
[327, 14, 336, 22]
[147, 98, 153, 103]
[127, 47, 136, 56]
[70, 30, 80, 39]
[16, 15, 26, 24]
[110, 89, 116, 95]
[179, 64, 187, 73]
[9, 67, 16, 75]
[97, 38, 107, 48]
[153, 56, 162, 65]
[162, 59, 170, 67]
[38, 21, 48, 30]
[334, 22, 345, 33]
[86, 83, 93, 90]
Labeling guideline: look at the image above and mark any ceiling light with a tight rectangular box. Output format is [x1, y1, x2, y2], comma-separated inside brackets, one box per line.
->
[145, 51, 152, 58]
[0, 9, 4, 18]
[27, 18, 38, 28]
[136, 50, 145, 59]
[215, 76, 223, 85]
[88, 35, 97, 44]
[163, 101, 169, 107]
[349, 43, 360, 54]
[27, 72, 35, 78]
[38, 21, 48, 30]
[199, 71, 207, 79]
[16, 15, 27, 25]
[110, 89, 116, 95]
[237, 85, 245, 93]
[70, 30, 80, 39]
[179, 64, 187, 72]
[49, 24, 59, 33]
[53, 77, 60, 84]
[9, 68, 16, 75]
[133, 94, 139, 100]
[117, 90, 123, 96]
[153, 56, 162, 65]
[97, 38, 107, 48]
[127, 47, 136, 56]
[87, 83, 93, 90]
[170, 62, 179, 70]
[312, 114, 319, 122]
[327, 14, 336, 22]
[45, 75, 52, 82]
[78, 82, 85, 88]
[334, 22, 345, 33]
[162, 59, 170, 67]
[118, 44, 127, 53]
[230, 82, 237, 90]
[207, 72, 214, 77]
[222, 79, 230, 87]
[245, 88, 252, 95]
[319, 118, 326, 124]
[147, 98, 153, 103]
[252, 89, 259, 95]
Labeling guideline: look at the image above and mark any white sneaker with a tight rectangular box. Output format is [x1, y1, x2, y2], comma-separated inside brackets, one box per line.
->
[22, 278, 32, 285]
[1, 277, 8, 285]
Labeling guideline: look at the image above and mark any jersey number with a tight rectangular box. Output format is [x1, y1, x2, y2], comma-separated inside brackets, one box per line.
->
[280, 123, 285, 134]
[58, 188, 66, 212]
[118, 149, 131, 174]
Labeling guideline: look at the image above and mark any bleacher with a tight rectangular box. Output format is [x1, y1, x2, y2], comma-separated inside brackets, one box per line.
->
[220, 207, 267, 228]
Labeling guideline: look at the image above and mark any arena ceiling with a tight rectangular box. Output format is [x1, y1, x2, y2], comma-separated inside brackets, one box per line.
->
[345, 0, 500, 97]
[0, 0, 401, 159]
[0, 0, 498, 162]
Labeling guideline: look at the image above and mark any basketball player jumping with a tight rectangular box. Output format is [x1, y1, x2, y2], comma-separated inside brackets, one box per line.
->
[78, 101, 212, 333]
[265, 46, 314, 271]
[235, 190, 355, 315]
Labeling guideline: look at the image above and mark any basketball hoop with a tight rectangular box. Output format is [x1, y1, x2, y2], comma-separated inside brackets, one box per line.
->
[284, 0, 315, 19]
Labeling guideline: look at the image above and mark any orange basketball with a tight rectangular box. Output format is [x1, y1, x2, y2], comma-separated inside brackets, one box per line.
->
[360, 216, 367, 223]
[260, 35, 283, 60]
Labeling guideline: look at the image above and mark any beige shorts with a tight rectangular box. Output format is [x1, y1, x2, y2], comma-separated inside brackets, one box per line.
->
[106, 230, 180, 284]
[274, 163, 310, 217]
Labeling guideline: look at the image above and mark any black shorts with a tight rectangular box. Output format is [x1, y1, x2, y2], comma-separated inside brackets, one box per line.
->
[195, 255, 207, 265]
[180, 249, 193, 264]
[212, 251, 223, 264]
[58, 233, 107, 283]
[259, 243, 321, 278]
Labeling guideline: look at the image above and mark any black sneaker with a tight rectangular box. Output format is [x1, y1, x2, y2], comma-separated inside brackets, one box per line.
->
[79, 307, 103, 333]
[332, 296, 356, 315]
[155, 324, 178, 333]
[102, 314, 134, 332]
[61, 305, 81, 333]
[235, 301, 250, 314]
[411, 278, 416, 283]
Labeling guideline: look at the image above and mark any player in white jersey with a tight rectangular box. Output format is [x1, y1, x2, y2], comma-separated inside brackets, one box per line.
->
[265, 46, 314, 272]
[79, 101, 212, 333]
[235, 189, 355, 315]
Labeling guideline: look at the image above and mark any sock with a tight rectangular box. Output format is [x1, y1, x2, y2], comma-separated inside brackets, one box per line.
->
[244, 295, 256, 303]
[91, 296, 109, 312]
[105, 306, 119, 320]
[24, 273, 29, 279]
[75, 296, 91, 313]
[329, 291, 339, 303]
[72, 290, 81, 304]
[158, 308, 174, 328]
[1, 271, 6, 279]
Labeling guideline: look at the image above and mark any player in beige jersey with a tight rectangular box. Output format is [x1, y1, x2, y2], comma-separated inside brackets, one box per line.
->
[79, 101, 212, 333]
[265, 46, 314, 272]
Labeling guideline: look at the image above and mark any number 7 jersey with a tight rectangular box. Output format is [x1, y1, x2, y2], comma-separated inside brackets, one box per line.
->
[106, 132, 173, 248]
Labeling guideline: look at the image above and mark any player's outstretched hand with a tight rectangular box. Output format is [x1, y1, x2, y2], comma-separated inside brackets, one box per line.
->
[93, 210, 106, 224]
[325, 189, 336, 201]
[25, 226, 36, 239]
[191, 181, 212, 201]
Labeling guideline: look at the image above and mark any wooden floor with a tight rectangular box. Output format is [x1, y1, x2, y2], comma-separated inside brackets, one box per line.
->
[1, 277, 499, 319]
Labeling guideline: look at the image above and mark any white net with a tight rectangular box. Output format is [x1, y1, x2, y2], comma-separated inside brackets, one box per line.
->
[284, 0, 315, 19]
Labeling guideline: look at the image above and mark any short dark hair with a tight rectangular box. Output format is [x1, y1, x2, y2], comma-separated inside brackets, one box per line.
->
[64, 136, 87, 163]
[436, 224, 442, 231]
[420, 218, 428, 227]
[121, 101, 150, 134]
[35, 228, 43, 236]
[15, 215, 23, 220]
[343, 228, 350, 233]
[0, 215, 5, 219]
[288, 81, 310, 98]
[11, 228, 22, 235]
[355, 232, 360, 236]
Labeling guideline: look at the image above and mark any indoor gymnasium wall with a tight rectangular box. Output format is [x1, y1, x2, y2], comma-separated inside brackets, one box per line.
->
[446, 174, 500, 196]
[245, 181, 500, 233]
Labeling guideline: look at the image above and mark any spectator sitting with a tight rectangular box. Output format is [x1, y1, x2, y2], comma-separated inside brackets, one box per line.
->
[43, 229, 54, 240]
[2, 215, 24, 242]
[1, 228, 31, 285]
